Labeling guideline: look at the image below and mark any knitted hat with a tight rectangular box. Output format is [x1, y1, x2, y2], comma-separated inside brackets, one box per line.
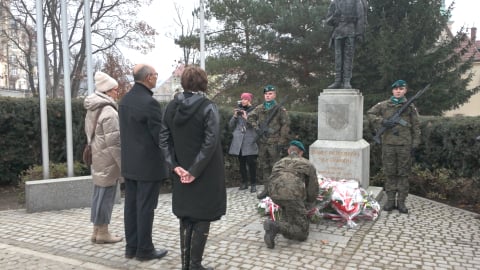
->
[289, 140, 306, 152]
[391, 80, 407, 89]
[240, 92, 253, 101]
[95, 71, 118, 93]
[263, 84, 276, 93]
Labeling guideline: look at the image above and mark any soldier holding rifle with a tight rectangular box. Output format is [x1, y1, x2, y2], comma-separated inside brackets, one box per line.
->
[367, 80, 422, 214]
[247, 85, 290, 199]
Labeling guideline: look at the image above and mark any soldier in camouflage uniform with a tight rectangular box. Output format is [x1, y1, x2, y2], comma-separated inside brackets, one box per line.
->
[367, 80, 421, 214]
[247, 85, 290, 199]
[263, 140, 319, 249]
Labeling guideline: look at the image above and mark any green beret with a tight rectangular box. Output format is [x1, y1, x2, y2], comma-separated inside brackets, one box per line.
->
[391, 80, 407, 88]
[289, 140, 305, 152]
[263, 84, 276, 93]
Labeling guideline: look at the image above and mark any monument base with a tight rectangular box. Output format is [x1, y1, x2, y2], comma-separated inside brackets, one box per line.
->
[309, 139, 370, 188]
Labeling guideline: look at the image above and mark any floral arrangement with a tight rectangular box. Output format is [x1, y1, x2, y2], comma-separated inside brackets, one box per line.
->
[256, 176, 380, 228]
[257, 196, 281, 221]
[308, 175, 381, 228]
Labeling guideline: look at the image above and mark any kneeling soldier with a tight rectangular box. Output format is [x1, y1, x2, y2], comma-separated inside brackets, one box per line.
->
[263, 140, 319, 249]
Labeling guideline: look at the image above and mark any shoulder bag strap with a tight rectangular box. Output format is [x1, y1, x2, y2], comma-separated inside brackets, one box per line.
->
[88, 104, 113, 144]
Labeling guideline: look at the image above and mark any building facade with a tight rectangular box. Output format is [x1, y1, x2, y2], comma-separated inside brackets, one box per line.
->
[444, 27, 480, 117]
[0, 0, 36, 97]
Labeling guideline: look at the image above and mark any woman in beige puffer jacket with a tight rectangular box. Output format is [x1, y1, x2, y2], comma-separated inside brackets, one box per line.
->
[84, 71, 122, 244]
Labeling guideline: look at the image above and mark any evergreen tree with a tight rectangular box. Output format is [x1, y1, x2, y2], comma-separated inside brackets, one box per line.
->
[201, 0, 478, 114]
[206, 0, 332, 110]
[355, 0, 479, 115]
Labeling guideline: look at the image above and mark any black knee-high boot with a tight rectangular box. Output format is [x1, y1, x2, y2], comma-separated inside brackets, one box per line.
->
[248, 155, 257, 192]
[180, 219, 193, 270]
[190, 221, 213, 270]
[238, 156, 248, 190]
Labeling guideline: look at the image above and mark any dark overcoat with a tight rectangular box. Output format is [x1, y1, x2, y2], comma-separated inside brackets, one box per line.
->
[118, 83, 169, 181]
[159, 92, 227, 221]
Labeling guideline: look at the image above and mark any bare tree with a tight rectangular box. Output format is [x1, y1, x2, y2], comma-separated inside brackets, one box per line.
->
[0, 0, 38, 94]
[172, 3, 199, 66]
[100, 50, 131, 99]
[1, 0, 156, 97]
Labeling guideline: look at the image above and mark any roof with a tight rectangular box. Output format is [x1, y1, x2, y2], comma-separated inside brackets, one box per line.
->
[458, 37, 480, 62]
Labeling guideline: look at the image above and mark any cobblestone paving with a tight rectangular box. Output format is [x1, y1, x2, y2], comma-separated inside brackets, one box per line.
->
[0, 187, 479, 269]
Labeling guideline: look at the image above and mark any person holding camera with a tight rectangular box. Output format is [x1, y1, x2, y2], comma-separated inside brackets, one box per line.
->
[228, 92, 258, 193]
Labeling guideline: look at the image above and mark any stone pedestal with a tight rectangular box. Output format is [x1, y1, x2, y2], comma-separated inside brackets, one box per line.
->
[309, 89, 370, 188]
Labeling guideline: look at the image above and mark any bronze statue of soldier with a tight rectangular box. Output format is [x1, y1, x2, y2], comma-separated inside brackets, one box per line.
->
[325, 0, 367, 89]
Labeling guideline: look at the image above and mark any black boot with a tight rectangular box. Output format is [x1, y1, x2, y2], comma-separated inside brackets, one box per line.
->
[180, 219, 193, 270]
[257, 188, 268, 199]
[238, 156, 248, 190]
[249, 156, 257, 193]
[327, 77, 343, 89]
[383, 192, 396, 211]
[397, 200, 408, 214]
[239, 182, 248, 190]
[190, 221, 213, 270]
[263, 219, 279, 249]
[397, 190, 408, 214]
[397, 192, 409, 213]
[383, 199, 395, 211]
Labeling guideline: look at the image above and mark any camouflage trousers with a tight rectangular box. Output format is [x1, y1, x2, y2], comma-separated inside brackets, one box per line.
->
[274, 199, 309, 242]
[258, 142, 282, 183]
[382, 144, 411, 198]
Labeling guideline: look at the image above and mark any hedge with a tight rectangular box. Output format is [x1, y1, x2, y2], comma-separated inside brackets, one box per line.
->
[1, 97, 479, 187]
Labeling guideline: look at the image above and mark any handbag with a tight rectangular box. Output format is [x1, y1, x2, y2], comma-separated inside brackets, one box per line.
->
[83, 105, 110, 166]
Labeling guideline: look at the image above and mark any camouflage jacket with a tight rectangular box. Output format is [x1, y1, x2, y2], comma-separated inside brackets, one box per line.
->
[367, 99, 421, 147]
[247, 102, 290, 144]
[268, 152, 319, 202]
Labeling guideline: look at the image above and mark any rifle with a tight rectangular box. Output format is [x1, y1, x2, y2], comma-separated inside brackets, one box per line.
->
[373, 84, 430, 144]
[255, 95, 288, 142]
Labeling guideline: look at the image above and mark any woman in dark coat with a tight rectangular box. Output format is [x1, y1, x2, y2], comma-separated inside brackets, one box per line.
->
[159, 65, 226, 270]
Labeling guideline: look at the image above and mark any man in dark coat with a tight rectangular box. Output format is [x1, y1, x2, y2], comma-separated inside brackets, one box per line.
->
[159, 65, 226, 270]
[119, 64, 169, 261]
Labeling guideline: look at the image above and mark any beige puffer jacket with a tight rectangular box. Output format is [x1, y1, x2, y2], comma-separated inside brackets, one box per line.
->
[84, 92, 121, 187]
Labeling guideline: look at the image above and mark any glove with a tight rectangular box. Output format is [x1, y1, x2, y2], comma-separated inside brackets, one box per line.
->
[381, 119, 396, 128]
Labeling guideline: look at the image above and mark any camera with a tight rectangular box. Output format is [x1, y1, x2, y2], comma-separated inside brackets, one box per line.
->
[236, 100, 243, 116]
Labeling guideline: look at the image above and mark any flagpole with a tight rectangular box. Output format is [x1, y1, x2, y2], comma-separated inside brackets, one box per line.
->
[200, 0, 205, 69]
[35, 0, 50, 179]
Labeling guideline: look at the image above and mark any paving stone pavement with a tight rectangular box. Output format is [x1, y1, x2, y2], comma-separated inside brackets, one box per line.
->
[0, 186, 479, 270]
